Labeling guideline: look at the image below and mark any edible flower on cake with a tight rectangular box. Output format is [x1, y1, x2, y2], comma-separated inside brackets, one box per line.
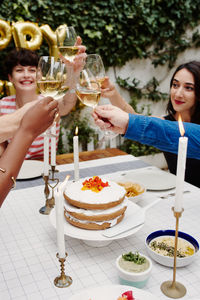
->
[82, 176, 109, 193]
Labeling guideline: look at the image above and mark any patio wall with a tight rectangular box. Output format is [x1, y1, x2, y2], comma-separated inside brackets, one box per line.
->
[106, 46, 200, 117]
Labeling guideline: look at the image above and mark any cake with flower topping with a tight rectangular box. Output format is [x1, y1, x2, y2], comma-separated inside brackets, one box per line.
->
[63, 176, 127, 230]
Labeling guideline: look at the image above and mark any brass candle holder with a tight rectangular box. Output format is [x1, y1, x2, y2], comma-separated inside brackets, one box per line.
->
[54, 253, 72, 288]
[161, 207, 186, 299]
[39, 175, 52, 215]
[39, 166, 59, 215]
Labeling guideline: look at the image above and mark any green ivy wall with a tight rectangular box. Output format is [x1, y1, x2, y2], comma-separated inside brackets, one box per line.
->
[1, 0, 200, 155]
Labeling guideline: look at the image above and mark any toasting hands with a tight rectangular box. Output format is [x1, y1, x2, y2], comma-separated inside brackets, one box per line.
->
[92, 104, 129, 135]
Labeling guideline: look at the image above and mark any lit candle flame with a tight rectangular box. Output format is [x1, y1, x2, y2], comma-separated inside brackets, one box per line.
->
[178, 114, 185, 137]
[75, 126, 78, 135]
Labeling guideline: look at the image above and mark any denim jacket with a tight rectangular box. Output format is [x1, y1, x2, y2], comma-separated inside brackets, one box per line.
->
[125, 114, 200, 160]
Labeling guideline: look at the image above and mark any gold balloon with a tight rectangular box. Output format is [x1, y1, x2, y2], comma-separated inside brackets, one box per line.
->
[40, 24, 59, 58]
[0, 19, 12, 50]
[12, 21, 42, 50]
[4, 81, 16, 96]
[0, 80, 5, 95]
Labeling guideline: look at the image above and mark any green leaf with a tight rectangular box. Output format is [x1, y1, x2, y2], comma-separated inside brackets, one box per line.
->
[105, 24, 114, 33]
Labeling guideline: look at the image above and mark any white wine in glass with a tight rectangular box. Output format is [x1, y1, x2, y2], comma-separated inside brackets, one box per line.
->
[85, 54, 118, 141]
[56, 24, 78, 62]
[76, 69, 101, 108]
[85, 54, 106, 87]
[54, 62, 69, 100]
[36, 56, 63, 98]
[76, 90, 101, 108]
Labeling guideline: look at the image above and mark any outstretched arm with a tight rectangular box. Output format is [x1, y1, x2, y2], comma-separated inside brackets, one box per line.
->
[0, 100, 38, 143]
[101, 77, 135, 113]
[92, 104, 200, 159]
[0, 97, 58, 206]
[125, 114, 200, 159]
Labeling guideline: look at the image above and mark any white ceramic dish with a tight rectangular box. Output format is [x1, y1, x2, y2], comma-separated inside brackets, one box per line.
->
[49, 200, 145, 247]
[17, 160, 43, 180]
[113, 168, 176, 191]
[116, 253, 152, 288]
[114, 179, 146, 203]
[146, 230, 199, 267]
[69, 284, 159, 300]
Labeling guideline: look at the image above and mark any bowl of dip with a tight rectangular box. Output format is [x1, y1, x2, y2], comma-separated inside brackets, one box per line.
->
[116, 251, 152, 288]
[146, 230, 199, 268]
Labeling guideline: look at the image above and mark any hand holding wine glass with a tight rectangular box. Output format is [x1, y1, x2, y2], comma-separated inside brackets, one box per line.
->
[85, 54, 118, 141]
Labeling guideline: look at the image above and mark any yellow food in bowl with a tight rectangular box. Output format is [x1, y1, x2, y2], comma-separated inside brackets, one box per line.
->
[117, 182, 145, 198]
[149, 236, 195, 258]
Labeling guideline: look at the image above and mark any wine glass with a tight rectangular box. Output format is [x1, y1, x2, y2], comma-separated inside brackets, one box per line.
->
[85, 54, 118, 141]
[56, 24, 78, 62]
[36, 56, 63, 98]
[76, 69, 101, 108]
[54, 62, 69, 100]
[37, 56, 63, 215]
[36, 56, 63, 143]
[85, 54, 106, 87]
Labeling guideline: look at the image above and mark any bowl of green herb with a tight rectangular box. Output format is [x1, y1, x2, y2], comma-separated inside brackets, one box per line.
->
[116, 251, 152, 288]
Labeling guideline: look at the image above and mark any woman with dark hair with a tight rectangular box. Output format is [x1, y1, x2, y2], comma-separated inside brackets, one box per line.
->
[166, 61, 200, 123]
[0, 48, 45, 160]
[0, 39, 86, 160]
[99, 61, 200, 187]
[163, 61, 200, 187]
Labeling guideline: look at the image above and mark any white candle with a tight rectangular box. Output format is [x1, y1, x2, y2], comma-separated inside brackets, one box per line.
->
[55, 175, 70, 258]
[73, 126, 79, 181]
[51, 124, 56, 167]
[174, 116, 188, 212]
[43, 133, 49, 176]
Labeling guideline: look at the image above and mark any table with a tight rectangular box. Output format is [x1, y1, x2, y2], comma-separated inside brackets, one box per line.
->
[56, 148, 128, 164]
[1, 155, 200, 300]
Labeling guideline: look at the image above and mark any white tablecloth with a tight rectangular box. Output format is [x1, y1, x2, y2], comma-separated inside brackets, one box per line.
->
[1, 155, 200, 300]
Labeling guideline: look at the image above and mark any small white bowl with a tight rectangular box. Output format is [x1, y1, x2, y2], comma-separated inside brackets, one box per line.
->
[146, 230, 199, 268]
[115, 180, 146, 203]
[116, 253, 152, 288]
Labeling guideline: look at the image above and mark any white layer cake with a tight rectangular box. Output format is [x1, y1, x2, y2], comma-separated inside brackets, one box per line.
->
[64, 177, 126, 210]
[63, 176, 127, 230]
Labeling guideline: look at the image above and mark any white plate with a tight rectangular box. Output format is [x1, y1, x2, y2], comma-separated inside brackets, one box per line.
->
[17, 160, 43, 180]
[49, 200, 145, 245]
[69, 284, 159, 300]
[113, 168, 176, 191]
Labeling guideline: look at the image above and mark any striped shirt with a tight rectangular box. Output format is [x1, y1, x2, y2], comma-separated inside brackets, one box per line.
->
[0, 95, 60, 160]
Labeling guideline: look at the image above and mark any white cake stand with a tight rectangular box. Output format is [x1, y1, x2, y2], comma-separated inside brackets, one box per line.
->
[49, 201, 145, 247]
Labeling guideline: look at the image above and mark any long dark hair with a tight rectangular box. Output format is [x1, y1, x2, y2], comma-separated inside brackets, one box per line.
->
[166, 61, 200, 124]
